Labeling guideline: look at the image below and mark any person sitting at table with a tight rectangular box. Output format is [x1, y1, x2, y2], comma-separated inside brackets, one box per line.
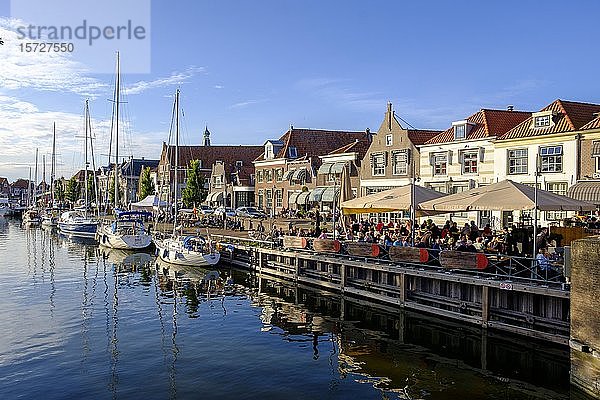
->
[536, 247, 558, 280]
[473, 236, 486, 251]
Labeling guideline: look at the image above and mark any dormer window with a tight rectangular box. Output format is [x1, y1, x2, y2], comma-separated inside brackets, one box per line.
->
[235, 160, 243, 169]
[534, 115, 551, 128]
[288, 146, 297, 158]
[532, 111, 554, 129]
[452, 120, 472, 140]
[455, 125, 466, 140]
[265, 143, 274, 159]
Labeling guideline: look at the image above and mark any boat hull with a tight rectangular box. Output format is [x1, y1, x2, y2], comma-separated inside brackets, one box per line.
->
[154, 237, 220, 267]
[58, 222, 98, 238]
[97, 225, 152, 250]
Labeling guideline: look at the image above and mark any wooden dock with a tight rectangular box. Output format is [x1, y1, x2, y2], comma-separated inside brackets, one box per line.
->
[215, 235, 570, 345]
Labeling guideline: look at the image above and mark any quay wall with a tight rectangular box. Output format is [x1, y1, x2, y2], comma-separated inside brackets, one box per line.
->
[571, 236, 600, 398]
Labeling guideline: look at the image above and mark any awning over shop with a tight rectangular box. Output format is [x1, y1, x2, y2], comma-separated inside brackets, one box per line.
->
[288, 192, 300, 204]
[317, 162, 346, 175]
[317, 163, 333, 175]
[592, 142, 600, 157]
[292, 168, 307, 182]
[283, 170, 295, 180]
[567, 181, 600, 205]
[321, 187, 339, 202]
[330, 162, 346, 174]
[205, 192, 223, 203]
[297, 191, 310, 205]
[309, 187, 327, 202]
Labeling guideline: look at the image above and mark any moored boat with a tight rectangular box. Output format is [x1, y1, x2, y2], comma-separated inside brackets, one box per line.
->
[58, 210, 98, 238]
[97, 210, 152, 249]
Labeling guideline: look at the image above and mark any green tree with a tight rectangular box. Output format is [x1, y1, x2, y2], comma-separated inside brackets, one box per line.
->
[139, 166, 155, 200]
[181, 159, 207, 208]
[64, 177, 80, 204]
[54, 179, 65, 203]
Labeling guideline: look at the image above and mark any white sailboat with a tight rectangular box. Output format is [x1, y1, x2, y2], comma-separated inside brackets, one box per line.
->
[97, 52, 152, 250]
[58, 100, 99, 239]
[153, 89, 220, 267]
[42, 122, 58, 227]
[22, 166, 41, 226]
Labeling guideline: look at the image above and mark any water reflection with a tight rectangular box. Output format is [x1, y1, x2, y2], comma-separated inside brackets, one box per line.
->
[254, 277, 570, 399]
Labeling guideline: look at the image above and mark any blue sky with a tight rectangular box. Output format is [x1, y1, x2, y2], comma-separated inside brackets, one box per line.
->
[1, 0, 600, 181]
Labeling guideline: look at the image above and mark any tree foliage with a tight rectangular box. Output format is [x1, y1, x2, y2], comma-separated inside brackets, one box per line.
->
[181, 159, 207, 208]
[139, 166, 155, 201]
[64, 177, 80, 204]
[54, 179, 65, 203]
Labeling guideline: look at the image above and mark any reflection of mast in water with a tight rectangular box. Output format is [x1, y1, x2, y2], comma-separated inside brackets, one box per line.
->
[154, 266, 178, 399]
[47, 229, 56, 317]
[101, 254, 120, 399]
[80, 252, 91, 368]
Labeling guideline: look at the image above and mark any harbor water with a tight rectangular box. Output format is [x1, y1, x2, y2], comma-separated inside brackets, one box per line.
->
[0, 218, 576, 399]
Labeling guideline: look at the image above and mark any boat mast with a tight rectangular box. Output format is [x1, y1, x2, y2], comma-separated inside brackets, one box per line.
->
[114, 51, 120, 211]
[28, 167, 32, 208]
[84, 100, 89, 219]
[34, 148, 38, 207]
[51, 122, 55, 208]
[173, 88, 180, 235]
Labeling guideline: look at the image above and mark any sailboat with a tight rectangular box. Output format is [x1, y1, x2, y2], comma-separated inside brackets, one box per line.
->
[153, 89, 220, 267]
[97, 52, 152, 250]
[58, 100, 99, 239]
[22, 165, 41, 226]
[42, 123, 59, 227]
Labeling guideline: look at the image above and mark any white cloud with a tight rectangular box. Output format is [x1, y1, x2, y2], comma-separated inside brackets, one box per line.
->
[126, 66, 205, 95]
[214, 85, 224, 89]
[0, 18, 108, 97]
[229, 99, 267, 109]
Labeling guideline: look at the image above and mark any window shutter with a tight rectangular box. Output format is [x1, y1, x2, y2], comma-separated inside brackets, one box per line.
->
[479, 147, 485, 162]
[369, 153, 375, 166]
[447, 150, 453, 165]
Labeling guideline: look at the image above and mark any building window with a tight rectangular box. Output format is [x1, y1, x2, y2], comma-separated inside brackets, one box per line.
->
[534, 115, 551, 128]
[275, 189, 283, 208]
[462, 151, 478, 174]
[266, 189, 273, 210]
[265, 169, 273, 182]
[596, 157, 600, 174]
[288, 146, 297, 158]
[385, 134, 393, 146]
[392, 150, 408, 175]
[257, 170, 263, 183]
[235, 160, 243, 169]
[508, 149, 528, 174]
[275, 168, 283, 182]
[372, 153, 385, 176]
[454, 125, 466, 140]
[258, 190, 264, 209]
[540, 145, 563, 173]
[265, 143, 274, 159]
[546, 182, 568, 221]
[433, 153, 447, 176]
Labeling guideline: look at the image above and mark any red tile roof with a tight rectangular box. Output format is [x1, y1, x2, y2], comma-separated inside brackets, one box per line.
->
[580, 114, 600, 131]
[328, 135, 372, 159]
[408, 129, 445, 145]
[425, 109, 530, 145]
[498, 99, 600, 140]
[256, 128, 370, 163]
[161, 144, 263, 181]
[11, 179, 30, 189]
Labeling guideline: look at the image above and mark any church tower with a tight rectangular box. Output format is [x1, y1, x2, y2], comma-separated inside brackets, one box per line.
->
[203, 126, 211, 146]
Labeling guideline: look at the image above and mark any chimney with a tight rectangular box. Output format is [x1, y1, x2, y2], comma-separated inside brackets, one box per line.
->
[507, 105, 514, 112]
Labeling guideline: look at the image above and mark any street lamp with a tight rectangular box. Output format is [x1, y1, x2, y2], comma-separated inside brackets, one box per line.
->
[532, 154, 541, 258]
